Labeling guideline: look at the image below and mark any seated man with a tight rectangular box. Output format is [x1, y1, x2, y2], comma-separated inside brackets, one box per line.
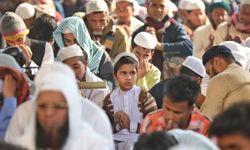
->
[209, 102, 250, 150]
[57, 44, 110, 107]
[141, 75, 210, 136]
[133, 32, 161, 91]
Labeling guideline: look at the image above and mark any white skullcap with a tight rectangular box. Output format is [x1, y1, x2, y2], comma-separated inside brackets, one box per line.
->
[86, 0, 109, 15]
[57, 44, 83, 61]
[134, 32, 157, 49]
[241, 0, 250, 5]
[182, 56, 206, 77]
[113, 52, 138, 65]
[178, 0, 205, 10]
[116, 0, 134, 4]
[220, 41, 248, 70]
[168, 0, 178, 17]
[15, 3, 35, 19]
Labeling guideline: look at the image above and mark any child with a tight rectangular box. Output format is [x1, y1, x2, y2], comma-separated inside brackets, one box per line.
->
[103, 52, 158, 133]
[133, 32, 161, 91]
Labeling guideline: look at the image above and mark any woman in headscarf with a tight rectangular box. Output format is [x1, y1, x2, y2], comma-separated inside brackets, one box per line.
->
[54, 16, 114, 89]
[0, 54, 30, 140]
[9, 62, 113, 150]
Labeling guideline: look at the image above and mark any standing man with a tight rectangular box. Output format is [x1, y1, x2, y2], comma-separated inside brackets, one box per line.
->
[132, 0, 193, 79]
[201, 45, 250, 119]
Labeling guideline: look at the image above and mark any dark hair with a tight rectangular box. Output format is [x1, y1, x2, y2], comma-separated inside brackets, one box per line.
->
[29, 14, 57, 42]
[216, 54, 236, 64]
[163, 75, 200, 107]
[180, 65, 203, 78]
[0, 141, 27, 150]
[133, 131, 178, 150]
[36, 118, 69, 149]
[114, 56, 138, 74]
[209, 102, 250, 138]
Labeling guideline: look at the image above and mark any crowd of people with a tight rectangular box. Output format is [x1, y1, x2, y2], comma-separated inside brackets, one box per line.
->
[0, 0, 250, 149]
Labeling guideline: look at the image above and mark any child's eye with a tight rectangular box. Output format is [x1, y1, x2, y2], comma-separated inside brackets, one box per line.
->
[130, 71, 136, 75]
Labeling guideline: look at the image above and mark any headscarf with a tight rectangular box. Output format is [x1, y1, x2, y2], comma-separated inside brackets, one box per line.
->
[0, 66, 29, 105]
[231, 13, 250, 34]
[53, 16, 104, 73]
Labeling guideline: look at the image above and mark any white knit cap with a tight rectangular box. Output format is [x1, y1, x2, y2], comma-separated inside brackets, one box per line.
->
[134, 32, 157, 49]
[220, 41, 248, 70]
[113, 52, 138, 65]
[178, 0, 205, 10]
[241, 0, 250, 5]
[57, 44, 83, 61]
[116, 0, 134, 4]
[182, 56, 206, 77]
[15, 3, 35, 19]
[86, 0, 109, 15]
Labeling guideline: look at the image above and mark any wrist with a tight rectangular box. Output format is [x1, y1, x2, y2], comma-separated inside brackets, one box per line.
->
[156, 42, 163, 51]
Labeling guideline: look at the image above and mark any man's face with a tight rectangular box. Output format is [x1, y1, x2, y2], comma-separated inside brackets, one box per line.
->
[147, 0, 168, 21]
[63, 57, 87, 81]
[37, 90, 68, 133]
[210, 7, 228, 27]
[63, 33, 77, 47]
[216, 133, 250, 150]
[186, 9, 206, 29]
[205, 58, 220, 78]
[86, 12, 109, 34]
[162, 96, 193, 130]
[133, 46, 153, 62]
[115, 1, 134, 24]
[238, 4, 250, 26]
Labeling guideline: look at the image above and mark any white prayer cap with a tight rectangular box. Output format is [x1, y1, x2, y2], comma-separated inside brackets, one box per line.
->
[182, 56, 206, 77]
[134, 32, 157, 49]
[241, 0, 250, 5]
[113, 52, 138, 65]
[86, 0, 109, 15]
[57, 44, 83, 61]
[220, 41, 248, 70]
[178, 0, 205, 10]
[116, 0, 134, 4]
[15, 3, 35, 19]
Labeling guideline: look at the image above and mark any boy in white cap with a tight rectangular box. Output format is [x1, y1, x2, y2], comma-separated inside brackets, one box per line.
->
[133, 32, 161, 91]
[57, 44, 110, 107]
[83, 0, 129, 60]
[216, 0, 250, 43]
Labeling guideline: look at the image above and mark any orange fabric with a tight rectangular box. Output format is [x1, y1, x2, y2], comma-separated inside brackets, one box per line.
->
[0, 67, 29, 105]
[140, 109, 211, 136]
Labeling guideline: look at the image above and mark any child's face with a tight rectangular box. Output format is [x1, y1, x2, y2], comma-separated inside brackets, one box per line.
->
[133, 46, 153, 62]
[114, 64, 137, 91]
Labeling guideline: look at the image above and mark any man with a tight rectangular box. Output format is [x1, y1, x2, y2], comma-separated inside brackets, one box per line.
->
[209, 102, 250, 150]
[5, 63, 114, 148]
[114, 0, 144, 36]
[84, 0, 129, 60]
[0, 12, 54, 69]
[216, 0, 250, 43]
[15, 3, 36, 29]
[201, 45, 250, 119]
[133, 32, 161, 91]
[193, 0, 230, 58]
[149, 56, 206, 108]
[57, 44, 109, 107]
[132, 0, 193, 79]
[141, 75, 210, 136]
[179, 0, 209, 37]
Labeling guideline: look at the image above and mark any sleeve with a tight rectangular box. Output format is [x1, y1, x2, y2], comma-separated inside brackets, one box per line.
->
[193, 27, 206, 59]
[147, 66, 161, 90]
[111, 27, 129, 58]
[97, 51, 115, 90]
[136, 77, 148, 91]
[162, 23, 193, 56]
[41, 42, 54, 66]
[0, 96, 17, 140]
[141, 90, 158, 117]
[200, 75, 229, 119]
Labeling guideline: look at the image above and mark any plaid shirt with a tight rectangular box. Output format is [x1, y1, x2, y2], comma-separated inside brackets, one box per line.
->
[140, 108, 211, 136]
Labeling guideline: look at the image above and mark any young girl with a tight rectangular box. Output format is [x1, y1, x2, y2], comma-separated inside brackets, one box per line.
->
[103, 52, 158, 133]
